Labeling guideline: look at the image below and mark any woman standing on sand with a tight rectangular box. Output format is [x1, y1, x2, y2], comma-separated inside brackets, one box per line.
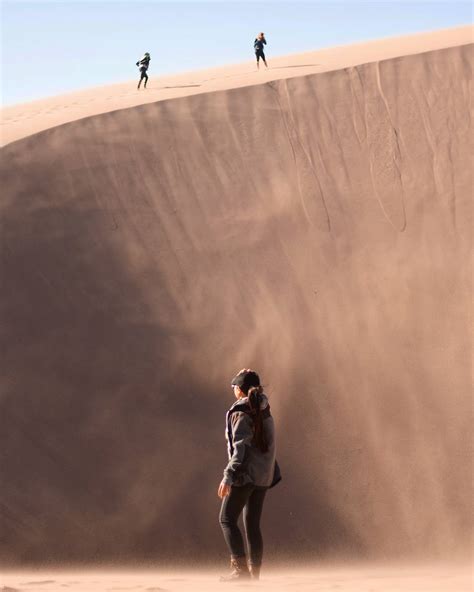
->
[218, 369, 281, 582]
[254, 32, 268, 69]
[136, 52, 151, 89]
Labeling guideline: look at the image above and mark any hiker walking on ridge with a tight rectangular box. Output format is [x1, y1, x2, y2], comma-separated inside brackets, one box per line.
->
[136, 52, 151, 89]
[218, 369, 281, 582]
[254, 33, 268, 69]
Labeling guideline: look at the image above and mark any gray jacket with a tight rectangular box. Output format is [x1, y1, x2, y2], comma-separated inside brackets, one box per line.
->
[223, 394, 277, 487]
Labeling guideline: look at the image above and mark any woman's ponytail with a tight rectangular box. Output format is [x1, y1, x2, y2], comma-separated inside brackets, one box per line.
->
[248, 385, 268, 453]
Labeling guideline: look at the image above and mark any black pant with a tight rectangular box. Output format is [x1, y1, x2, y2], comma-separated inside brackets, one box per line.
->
[219, 483, 267, 565]
[255, 50, 266, 63]
[138, 69, 148, 87]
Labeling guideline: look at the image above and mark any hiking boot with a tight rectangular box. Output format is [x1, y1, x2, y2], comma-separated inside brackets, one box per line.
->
[219, 556, 251, 582]
[249, 563, 261, 580]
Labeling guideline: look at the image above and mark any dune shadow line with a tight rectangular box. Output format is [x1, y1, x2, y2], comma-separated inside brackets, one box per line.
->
[271, 63, 321, 70]
[162, 84, 201, 89]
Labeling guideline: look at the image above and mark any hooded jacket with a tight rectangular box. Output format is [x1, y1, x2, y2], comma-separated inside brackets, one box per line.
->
[223, 393, 280, 488]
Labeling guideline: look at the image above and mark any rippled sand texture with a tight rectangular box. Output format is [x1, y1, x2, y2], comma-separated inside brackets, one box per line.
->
[0, 27, 472, 568]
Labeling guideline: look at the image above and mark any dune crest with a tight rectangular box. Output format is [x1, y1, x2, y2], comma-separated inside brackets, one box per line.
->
[1, 25, 472, 146]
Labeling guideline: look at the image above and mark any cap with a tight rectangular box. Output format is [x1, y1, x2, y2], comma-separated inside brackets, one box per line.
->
[231, 370, 260, 394]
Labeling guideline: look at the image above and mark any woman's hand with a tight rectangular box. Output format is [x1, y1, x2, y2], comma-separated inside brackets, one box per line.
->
[218, 481, 231, 498]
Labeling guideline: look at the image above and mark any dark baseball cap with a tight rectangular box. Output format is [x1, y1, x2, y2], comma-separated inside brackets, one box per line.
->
[231, 370, 260, 393]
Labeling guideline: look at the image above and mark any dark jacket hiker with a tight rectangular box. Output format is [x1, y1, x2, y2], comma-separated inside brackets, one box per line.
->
[136, 52, 151, 89]
[254, 33, 268, 68]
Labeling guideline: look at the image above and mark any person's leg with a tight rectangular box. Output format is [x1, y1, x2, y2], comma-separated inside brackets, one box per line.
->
[219, 484, 253, 559]
[243, 487, 267, 578]
[144, 72, 148, 88]
[261, 51, 268, 68]
[256, 52, 260, 69]
[219, 484, 254, 580]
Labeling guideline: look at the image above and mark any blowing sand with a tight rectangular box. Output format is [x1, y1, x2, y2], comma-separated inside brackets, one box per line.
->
[0, 24, 472, 583]
[1, 564, 472, 592]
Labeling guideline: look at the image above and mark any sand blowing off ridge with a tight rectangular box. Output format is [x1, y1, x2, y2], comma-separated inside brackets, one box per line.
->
[0, 26, 472, 590]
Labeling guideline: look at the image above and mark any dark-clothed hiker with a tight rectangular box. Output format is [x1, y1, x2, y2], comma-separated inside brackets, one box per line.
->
[218, 369, 281, 582]
[254, 33, 268, 69]
[136, 52, 151, 89]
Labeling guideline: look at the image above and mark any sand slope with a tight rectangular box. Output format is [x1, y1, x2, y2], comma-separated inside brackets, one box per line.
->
[0, 31, 472, 565]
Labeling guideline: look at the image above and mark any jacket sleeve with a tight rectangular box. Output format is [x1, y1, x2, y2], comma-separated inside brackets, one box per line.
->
[222, 412, 254, 485]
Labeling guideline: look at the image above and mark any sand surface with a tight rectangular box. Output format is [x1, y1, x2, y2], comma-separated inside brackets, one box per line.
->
[1, 26, 472, 146]
[1, 564, 472, 592]
[0, 28, 472, 566]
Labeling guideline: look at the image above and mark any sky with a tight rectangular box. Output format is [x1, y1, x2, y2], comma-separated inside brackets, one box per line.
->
[1, 1, 472, 106]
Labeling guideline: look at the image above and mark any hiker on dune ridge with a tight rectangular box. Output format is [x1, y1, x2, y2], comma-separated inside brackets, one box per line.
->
[254, 33, 268, 69]
[136, 52, 151, 89]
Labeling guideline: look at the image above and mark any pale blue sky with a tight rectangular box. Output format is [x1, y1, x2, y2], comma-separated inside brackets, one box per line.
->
[2, 1, 472, 106]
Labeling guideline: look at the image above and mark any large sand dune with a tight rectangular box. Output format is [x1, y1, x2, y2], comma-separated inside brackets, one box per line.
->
[0, 28, 472, 568]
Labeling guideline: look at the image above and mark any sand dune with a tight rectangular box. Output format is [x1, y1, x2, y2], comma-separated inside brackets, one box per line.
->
[1, 26, 472, 146]
[0, 28, 472, 570]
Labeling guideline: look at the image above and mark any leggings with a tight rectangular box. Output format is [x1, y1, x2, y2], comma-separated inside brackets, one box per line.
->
[219, 483, 267, 566]
[138, 69, 148, 86]
[255, 50, 266, 63]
